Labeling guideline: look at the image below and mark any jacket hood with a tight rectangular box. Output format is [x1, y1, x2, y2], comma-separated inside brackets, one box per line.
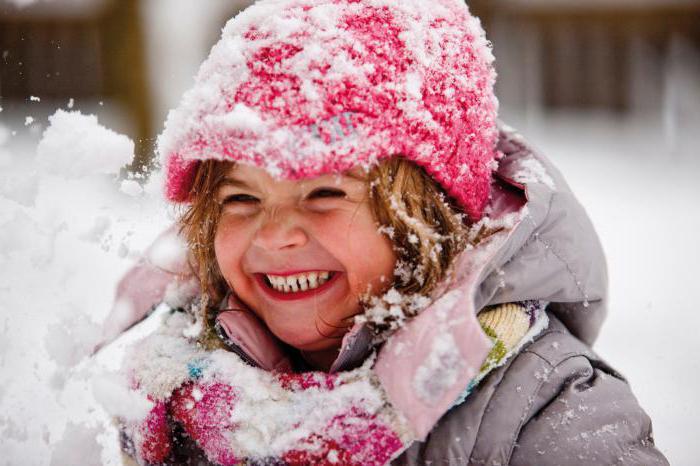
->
[479, 123, 608, 345]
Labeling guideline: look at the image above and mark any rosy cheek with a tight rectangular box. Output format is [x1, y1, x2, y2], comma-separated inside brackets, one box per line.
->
[325, 211, 396, 297]
[345, 271, 367, 297]
[352, 254, 394, 297]
[214, 221, 247, 282]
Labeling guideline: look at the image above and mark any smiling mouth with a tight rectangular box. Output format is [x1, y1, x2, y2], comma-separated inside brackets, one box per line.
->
[255, 271, 340, 301]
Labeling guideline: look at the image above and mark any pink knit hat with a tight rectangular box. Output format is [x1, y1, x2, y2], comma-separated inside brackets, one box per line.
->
[159, 0, 499, 220]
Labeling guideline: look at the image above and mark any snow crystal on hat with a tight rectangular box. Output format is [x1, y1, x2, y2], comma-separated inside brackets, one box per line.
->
[159, 0, 499, 220]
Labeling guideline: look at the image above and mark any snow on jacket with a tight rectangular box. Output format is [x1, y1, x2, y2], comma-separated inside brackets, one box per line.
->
[109, 126, 668, 465]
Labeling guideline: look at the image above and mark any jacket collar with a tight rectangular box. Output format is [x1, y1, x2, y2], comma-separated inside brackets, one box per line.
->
[215, 294, 374, 373]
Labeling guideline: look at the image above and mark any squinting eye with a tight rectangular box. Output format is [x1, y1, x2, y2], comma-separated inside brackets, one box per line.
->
[221, 193, 260, 204]
[307, 188, 346, 199]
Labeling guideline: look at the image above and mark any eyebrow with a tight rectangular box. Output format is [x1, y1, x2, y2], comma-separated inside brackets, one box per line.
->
[218, 177, 254, 190]
[217, 171, 366, 194]
[320, 169, 368, 184]
[344, 170, 368, 182]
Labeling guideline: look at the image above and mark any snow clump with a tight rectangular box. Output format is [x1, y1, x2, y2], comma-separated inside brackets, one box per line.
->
[36, 110, 134, 178]
[120, 179, 144, 197]
[92, 372, 154, 422]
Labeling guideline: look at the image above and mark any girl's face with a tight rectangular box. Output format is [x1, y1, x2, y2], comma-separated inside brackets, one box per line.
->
[214, 163, 396, 354]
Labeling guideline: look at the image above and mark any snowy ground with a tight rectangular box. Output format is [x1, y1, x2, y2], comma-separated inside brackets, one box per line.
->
[0, 106, 698, 465]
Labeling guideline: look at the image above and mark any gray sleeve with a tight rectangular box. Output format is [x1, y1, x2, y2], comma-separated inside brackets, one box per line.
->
[510, 353, 669, 466]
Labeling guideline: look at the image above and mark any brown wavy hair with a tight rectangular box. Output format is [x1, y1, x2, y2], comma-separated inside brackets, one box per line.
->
[179, 158, 477, 345]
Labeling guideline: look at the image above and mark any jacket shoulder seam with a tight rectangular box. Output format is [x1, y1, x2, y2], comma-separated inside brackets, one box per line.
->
[468, 329, 600, 465]
[469, 350, 554, 465]
[531, 233, 588, 303]
[521, 329, 592, 367]
[522, 185, 589, 304]
[504, 349, 604, 465]
[504, 333, 599, 464]
[504, 351, 554, 465]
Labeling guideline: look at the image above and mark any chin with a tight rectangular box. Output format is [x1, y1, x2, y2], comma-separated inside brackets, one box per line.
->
[268, 322, 342, 352]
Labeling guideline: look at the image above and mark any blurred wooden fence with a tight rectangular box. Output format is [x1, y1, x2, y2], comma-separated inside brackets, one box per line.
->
[2, 0, 698, 169]
[0, 0, 152, 170]
[470, 1, 700, 112]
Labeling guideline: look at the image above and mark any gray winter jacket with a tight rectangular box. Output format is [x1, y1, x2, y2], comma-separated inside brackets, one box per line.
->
[392, 125, 668, 465]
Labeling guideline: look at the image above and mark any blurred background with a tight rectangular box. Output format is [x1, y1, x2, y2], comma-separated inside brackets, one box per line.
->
[2, 0, 699, 162]
[1, 0, 699, 464]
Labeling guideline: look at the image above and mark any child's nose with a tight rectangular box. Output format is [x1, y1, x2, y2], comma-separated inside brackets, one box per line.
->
[252, 214, 308, 251]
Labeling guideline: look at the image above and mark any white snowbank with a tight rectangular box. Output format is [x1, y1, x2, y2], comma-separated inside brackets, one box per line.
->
[49, 423, 104, 466]
[45, 314, 102, 368]
[0, 108, 171, 464]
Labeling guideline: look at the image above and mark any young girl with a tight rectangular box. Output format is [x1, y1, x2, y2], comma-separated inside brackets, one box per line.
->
[108, 0, 669, 464]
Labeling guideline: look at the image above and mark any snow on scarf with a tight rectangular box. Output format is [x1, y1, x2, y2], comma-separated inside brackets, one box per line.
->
[120, 310, 410, 465]
[117, 301, 547, 465]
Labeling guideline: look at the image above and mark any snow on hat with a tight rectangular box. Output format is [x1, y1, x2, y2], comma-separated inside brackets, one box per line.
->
[159, 0, 499, 220]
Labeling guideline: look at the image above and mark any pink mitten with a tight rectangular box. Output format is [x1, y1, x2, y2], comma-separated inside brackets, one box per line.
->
[129, 400, 172, 464]
[277, 373, 405, 466]
[170, 381, 241, 466]
[283, 407, 404, 466]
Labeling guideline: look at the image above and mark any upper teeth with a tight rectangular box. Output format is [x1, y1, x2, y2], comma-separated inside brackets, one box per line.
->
[266, 271, 331, 293]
